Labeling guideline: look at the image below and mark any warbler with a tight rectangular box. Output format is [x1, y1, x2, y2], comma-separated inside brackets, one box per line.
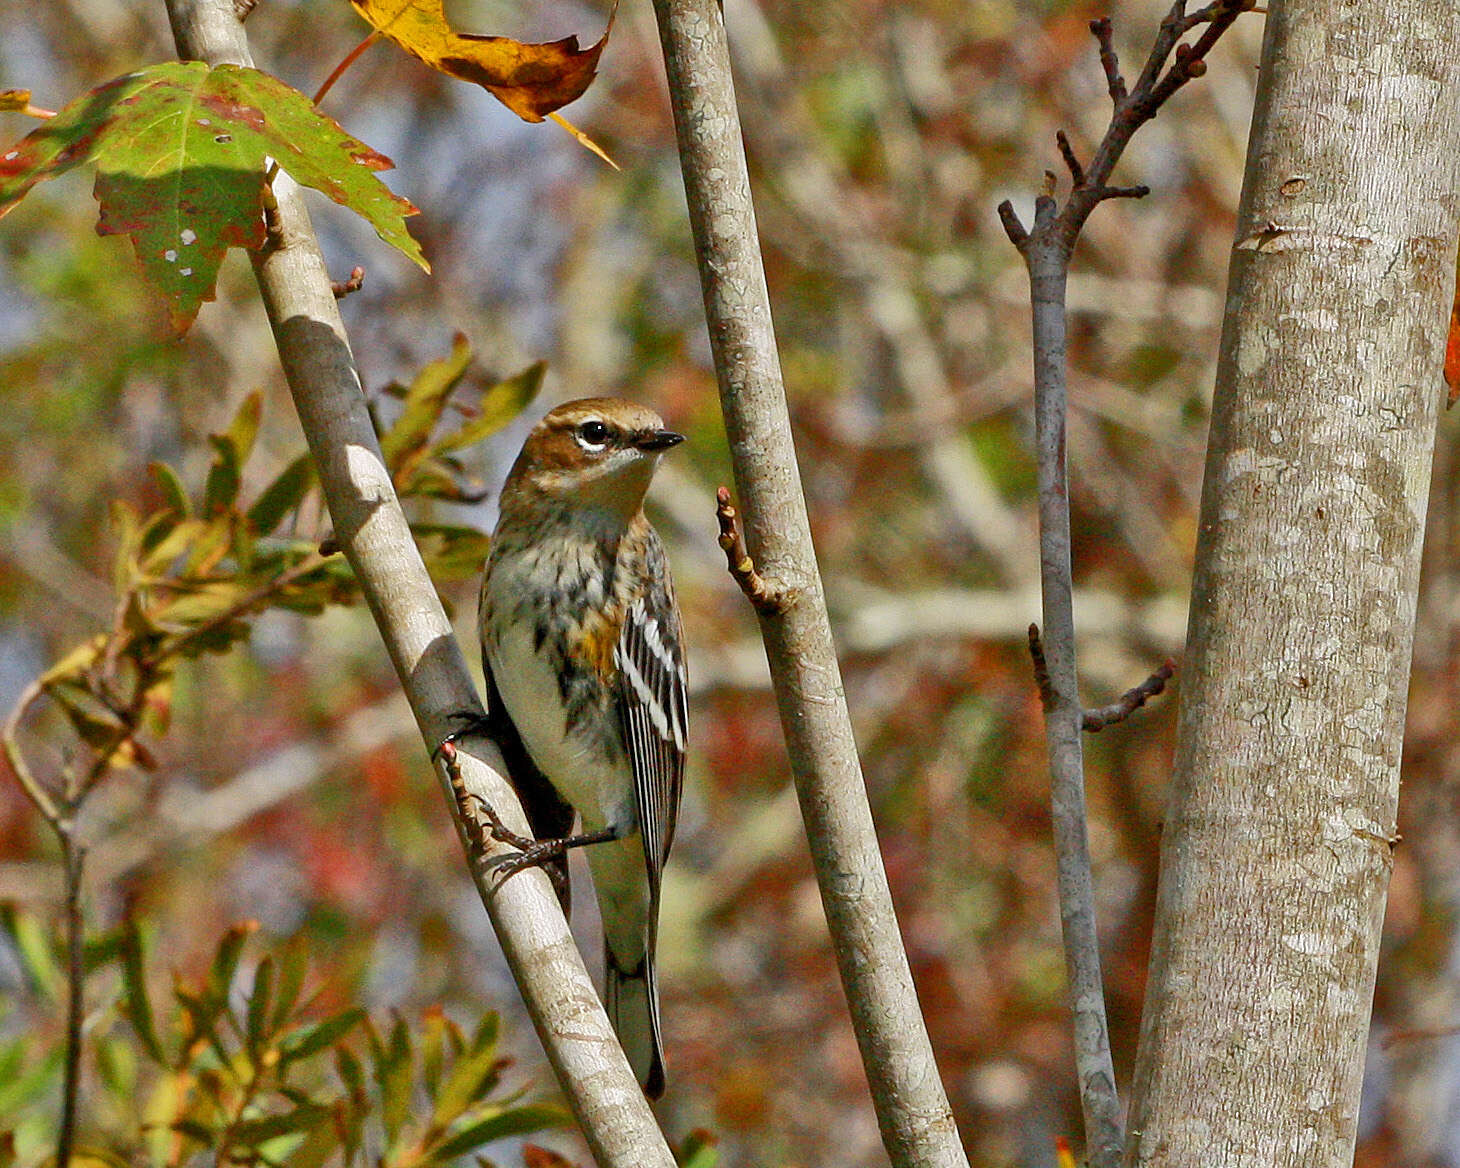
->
[477, 397, 688, 1099]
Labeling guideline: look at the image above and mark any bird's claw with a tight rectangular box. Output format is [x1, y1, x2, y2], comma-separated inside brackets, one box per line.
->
[432, 710, 492, 762]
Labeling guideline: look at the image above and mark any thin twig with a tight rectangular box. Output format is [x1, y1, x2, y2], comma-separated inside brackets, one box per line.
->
[1027, 623, 1055, 709]
[1000, 6, 1250, 1165]
[1056, 131, 1085, 186]
[55, 833, 84, 1168]
[1028, 625, 1173, 730]
[1091, 17, 1126, 102]
[331, 266, 365, 299]
[1083, 660, 1176, 732]
[715, 488, 791, 615]
[2, 679, 62, 826]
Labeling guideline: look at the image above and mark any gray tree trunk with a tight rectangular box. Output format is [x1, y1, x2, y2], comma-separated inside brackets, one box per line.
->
[1124, 3, 1460, 1165]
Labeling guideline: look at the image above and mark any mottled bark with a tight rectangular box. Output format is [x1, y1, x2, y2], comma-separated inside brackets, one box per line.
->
[1125, 4, 1460, 1164]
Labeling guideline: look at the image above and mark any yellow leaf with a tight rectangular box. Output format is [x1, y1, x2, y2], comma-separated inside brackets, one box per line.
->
[347, 0, 615, 122]
[0, 89, 32, 112]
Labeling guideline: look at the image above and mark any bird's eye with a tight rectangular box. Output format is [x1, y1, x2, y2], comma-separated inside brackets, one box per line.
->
[577, 420, 611, 449]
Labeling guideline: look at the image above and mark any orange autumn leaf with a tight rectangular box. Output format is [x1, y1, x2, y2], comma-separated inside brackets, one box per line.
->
[347, 0, 613, 122]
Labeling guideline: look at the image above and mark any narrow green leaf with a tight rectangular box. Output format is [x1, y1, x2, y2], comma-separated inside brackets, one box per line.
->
[170, 1118, 217, 1146]
[279, 1007, 365, 1063]
[136, 511, 197, 575]
[0, 1046, 64, 1117]
[175, 985, 227, 1068]
[152, 580, 250, 631]
[469, 1011, 500, 1059]
[111, 499, 142, 592]
[266, 937, 308, 1037]
[246, 453, 315, 535]
[421, 1007, 447, 1103]
[207, 921, 256, 1007]
[432, 1043, 506, 1130]
[336, 1044, 365, 1100]
[379, 333, 474, 474]
[373, 1012, 414, 1147]
[148, 461, 192, 517]
[396, 456, 471, 501]
[119, 920, 165, 1063]
[203, 437, 242, 516]
[430, 361, 545, 456]
[229, 1102, 330, 1145]
[275, 1117, 340, 1168]
[223, 391, 263, 467]
[36, 634, 106, 690]
[0, 904, 61, 1002]
[0, 1042, 22, 1089]
[246, 956, 275, 1056]
[46, 681, 128, 752]
[93, 1033, 139, 1102]
[430, 1103, 572, 1160]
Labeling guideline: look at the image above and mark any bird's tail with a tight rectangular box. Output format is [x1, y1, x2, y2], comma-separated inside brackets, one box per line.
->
[605, 947, 665, 1099]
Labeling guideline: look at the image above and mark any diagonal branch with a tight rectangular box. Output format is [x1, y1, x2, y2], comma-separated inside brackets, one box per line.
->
[162, 4, 676, 1164]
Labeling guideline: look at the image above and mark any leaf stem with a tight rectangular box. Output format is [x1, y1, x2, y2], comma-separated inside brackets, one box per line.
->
[313, 31, 380, 107]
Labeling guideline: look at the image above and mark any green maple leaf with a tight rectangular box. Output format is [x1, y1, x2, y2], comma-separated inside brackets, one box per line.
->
[0, 61, 427, 330]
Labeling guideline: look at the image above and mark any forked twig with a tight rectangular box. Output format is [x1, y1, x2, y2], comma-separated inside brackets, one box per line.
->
[998, 5, 1251, 1166]
[1027, 625, 1176, 732]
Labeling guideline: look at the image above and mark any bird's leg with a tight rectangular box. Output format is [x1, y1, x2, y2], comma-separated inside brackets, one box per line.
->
[462, 793, 622, 880]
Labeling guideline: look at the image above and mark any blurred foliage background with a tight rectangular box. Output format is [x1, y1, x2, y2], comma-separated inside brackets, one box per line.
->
[1, 0, 1458, 1165]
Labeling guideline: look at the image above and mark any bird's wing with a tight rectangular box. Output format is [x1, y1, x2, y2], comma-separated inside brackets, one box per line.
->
[614, 579, 688, 898]
[483, 651, 577, 914]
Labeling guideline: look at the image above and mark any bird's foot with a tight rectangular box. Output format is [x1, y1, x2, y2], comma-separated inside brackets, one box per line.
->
[460, 794, 618, 883]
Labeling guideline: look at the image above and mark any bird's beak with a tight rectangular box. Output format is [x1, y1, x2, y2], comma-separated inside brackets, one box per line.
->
[635, 429, 686, 452]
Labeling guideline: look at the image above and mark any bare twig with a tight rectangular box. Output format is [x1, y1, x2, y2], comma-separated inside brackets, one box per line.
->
[2, 680, 62, 826]
[1091, 18, 1127, 102]
[998, 6, 1250, 1166]
[331, 266, 365, 299]
[1027, 623, 1055, 709]
[3, 684, 86, 1168]
[1056, 130, 1085, 186]
[715, 487, 791, 614]
[1027, 625, 1175, 732]
[651, 3, 967, 1166]
[54, 834, 83, 1168]
[1082, 660, 1176, 732]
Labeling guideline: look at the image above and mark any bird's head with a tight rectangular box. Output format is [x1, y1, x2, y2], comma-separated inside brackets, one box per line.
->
[501, 397, 684, 521]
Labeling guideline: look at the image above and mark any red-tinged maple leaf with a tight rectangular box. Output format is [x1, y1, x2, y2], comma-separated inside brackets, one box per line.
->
[0, 61, 426, 332]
